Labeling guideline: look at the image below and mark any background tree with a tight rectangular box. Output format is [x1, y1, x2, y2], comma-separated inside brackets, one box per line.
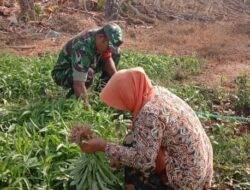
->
[18, 0, 35, 21]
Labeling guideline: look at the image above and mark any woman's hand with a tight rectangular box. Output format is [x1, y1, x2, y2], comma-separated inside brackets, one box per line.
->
[79, 137, 107, 154]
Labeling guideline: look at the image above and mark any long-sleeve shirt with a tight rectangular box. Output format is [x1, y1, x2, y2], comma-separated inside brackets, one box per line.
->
[52, 28, 112, 83]
[105, 86, 213, 190]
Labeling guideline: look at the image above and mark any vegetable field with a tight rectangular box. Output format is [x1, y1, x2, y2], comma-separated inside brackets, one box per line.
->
[0, 52, 249, 190]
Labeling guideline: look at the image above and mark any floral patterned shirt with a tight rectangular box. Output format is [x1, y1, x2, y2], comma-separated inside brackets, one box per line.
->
[105, 87, 213, 189]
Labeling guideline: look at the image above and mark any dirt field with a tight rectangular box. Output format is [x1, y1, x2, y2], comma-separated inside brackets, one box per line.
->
[0, 0, 249, 88]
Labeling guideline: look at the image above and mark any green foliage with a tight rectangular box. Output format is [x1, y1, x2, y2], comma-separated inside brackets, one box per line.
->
[209, 123, 250, 189]
[70, 154, 121, 190]
[169, 85, 223, 112]
[119, 51, 202, 86]
[0, 96, 127, 189]
[34, 3, 42, 17]
[0, 52, 249, 189]
[234, 74, 250, 116]
[97, 0, 105, 11]
[0, 53, 58, 103]
[0, 53, 127, 189]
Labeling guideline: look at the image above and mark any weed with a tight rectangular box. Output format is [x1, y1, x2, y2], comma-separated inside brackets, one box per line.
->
[234, 74, 250, 116]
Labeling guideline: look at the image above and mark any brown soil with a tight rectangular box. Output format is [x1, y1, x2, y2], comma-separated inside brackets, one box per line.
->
[0, 1, 249, 89]
[234, 123, 250, 136]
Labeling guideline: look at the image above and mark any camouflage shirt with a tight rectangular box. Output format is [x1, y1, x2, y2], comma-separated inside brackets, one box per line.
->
[54, 28, 110, 82]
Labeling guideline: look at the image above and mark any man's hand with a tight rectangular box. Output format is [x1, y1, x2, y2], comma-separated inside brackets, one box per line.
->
[79, 137, 107, 154]
[87, 68, 95, 79]
[104, 57, 117, 77]
[73, 81, 89, 105]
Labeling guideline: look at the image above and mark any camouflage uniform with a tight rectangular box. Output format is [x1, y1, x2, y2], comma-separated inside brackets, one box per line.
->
[51, 23, 123, 95]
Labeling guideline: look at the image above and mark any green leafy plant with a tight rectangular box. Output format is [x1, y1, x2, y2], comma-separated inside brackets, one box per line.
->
[209, 123, 250, 189]
[97, 0, 105, 11]
[68, 124, 122, 189]
[119, 51, 201, 86]
[34, 3, 42, 17]
[70, 154, 121, 190]
[234, 74, 250, 116]
[0, 53, 249, 189]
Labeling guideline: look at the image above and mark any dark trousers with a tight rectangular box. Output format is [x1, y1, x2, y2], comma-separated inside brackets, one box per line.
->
[123, 134, 174, 190]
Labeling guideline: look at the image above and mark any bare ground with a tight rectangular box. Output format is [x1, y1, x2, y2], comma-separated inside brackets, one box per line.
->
[0, 1, 249, 89]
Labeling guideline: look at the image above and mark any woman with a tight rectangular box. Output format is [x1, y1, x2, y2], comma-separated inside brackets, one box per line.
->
[80, 67, 213, 190]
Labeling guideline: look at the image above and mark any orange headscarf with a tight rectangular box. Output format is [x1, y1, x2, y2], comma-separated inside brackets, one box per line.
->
[100, 67, 166, 176]
[100, 67, 155, 117]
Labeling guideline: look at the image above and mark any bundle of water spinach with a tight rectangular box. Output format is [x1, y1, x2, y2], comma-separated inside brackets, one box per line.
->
[70, 153, 121, 190]
[69, 124, 121, 189]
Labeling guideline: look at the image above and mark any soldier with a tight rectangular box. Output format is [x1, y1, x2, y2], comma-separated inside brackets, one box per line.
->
[51, 23, 123, 105]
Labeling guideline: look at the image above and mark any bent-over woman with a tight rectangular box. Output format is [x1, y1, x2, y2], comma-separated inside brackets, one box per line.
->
[79, 67, 213, 190]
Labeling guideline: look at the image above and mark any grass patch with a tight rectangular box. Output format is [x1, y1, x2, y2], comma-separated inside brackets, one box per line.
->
[0, 53, 249, 189]
[119, 51, 202, 86]
[234, 74, 250, 116]
[209, 123, 250, 189]
[0, 53, 58, 103]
